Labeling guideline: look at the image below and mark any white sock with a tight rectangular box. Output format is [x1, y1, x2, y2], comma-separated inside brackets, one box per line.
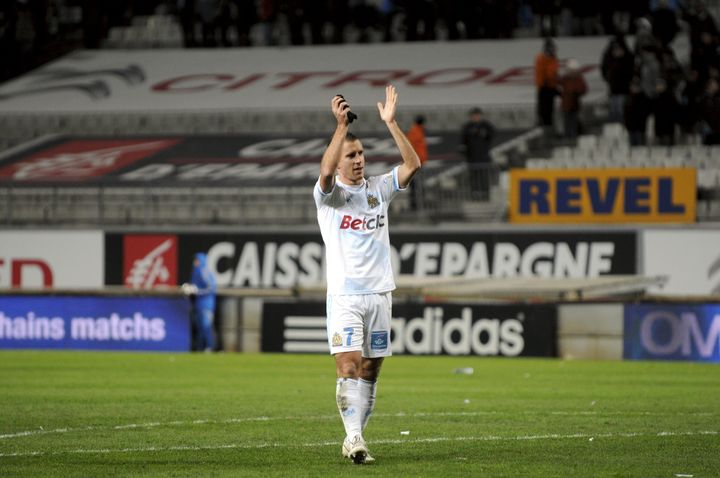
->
[336, 378, 362, 438]
[358, 378, 377, 432]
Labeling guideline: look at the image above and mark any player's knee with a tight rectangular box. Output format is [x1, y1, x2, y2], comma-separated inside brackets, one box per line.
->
[360, 358, 383, 381]
[336, 357, 361, 378]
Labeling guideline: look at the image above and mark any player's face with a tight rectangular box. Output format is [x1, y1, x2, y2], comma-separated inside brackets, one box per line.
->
[337, 139, 365, 185]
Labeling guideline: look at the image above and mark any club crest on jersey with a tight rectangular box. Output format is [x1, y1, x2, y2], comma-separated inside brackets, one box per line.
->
[367, 194, 380, 209]
[332, 332, 343, 346]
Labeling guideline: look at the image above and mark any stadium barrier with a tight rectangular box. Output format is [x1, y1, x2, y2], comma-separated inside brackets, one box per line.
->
[3, 282, 718, 363]
[2, 274, 685, 360]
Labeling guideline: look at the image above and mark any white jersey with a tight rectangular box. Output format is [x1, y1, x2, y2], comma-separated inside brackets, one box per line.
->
[314, 166, 404, 295]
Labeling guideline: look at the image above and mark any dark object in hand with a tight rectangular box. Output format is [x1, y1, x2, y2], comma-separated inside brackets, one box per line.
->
[336, 94, 358, 123]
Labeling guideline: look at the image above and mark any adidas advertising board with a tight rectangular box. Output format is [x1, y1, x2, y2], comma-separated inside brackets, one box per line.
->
[105, 231, 636, 288]
[261, 302, 557, 357]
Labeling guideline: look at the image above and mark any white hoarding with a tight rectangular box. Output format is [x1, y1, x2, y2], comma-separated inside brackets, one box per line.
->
[642, 230, 720, 296]
[0, 231, 104, 289]
[0, 37, 613, 112]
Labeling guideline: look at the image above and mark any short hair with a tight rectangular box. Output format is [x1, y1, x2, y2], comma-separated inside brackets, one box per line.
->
[470, 107, 482, 115]
[415, 115, 425, 125]
[327, 131, 360, 147]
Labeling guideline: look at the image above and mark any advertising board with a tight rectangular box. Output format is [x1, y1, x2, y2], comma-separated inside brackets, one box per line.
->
[0, 37, 609, 112]
[642, 230, 720, 296]
[624, 304, 720, 362]
[509, 168, 696, 224]
[261, 301, 557, 357]
[0, 295, 190, 351]
[0, 231, 103, 289]
[105, 231, 637, 288]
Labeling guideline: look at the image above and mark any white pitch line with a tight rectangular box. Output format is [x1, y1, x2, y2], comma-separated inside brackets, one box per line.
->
[1, 410, 716, 441]
[1, 431, 717, 459]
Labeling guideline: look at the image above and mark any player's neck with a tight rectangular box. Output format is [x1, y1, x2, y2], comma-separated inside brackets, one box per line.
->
[337, 175, 365, 187]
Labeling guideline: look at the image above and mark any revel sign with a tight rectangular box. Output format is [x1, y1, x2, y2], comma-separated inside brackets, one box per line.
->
[509, 168, 696, 224]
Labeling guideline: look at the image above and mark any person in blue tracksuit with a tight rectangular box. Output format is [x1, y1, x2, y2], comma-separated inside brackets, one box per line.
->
[189, 252, 217, 352]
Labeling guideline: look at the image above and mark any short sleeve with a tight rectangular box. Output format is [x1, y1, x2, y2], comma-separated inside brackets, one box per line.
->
[377, 166, 404, 202]
[314, 179, 346, 209]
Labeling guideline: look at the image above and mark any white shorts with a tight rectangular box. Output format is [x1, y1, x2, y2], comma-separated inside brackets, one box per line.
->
[326, 292, 392, 358]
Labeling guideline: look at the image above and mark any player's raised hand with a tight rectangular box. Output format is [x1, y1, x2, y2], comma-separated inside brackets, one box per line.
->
[377, 84, 397, 124]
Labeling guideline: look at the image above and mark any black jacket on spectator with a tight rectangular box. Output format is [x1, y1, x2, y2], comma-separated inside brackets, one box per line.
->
[651, 4, 679, 46]
[601, 36, 634, 95]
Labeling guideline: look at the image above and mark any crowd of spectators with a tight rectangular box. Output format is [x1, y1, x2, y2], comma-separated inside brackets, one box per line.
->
[0, 1, 693, 82]
[598, 0, 720, 145]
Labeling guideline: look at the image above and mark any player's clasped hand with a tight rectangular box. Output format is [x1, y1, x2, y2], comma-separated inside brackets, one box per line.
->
[332, 94, 356, 125]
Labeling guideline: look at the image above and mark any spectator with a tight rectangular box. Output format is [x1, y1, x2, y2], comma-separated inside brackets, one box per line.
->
[406, 115, 428, 211]
[81, 0, 107, 48]
[216, 0, 234, 46]
[303, 0, 326, 44]
[178, 0, 198, 47]
[653, 79, 678, 145]
[535, 37, 560, 138]
[0, 1, 19, 81]
[700, 77, 720, 145]
[258, 0, 278, 45]
[601, 34, 635, 123]
[328, 0, 349, 44]
[460, 107, 495, 200]
[601, 0, 631, 35]
[679, 69, 704, 139]
[437, 0, 463, 40]
[186, 252, 217, 352]
[196, 0, 222, 47]
[532, 0, 562, 37]
[635, 41, 665, 143]
[285, 0, 307, 45]
[558, 58, 588, 139]
[625, 79, 651, 146]
[633, 17, 657, 54]
[690, 30, 720, 88]
[404, 0, 437, 41]
[572, 0, 601, 36]
[650, 0, 679, 46]
[232, 0, 258, 46]
[682, 0, 719, 54]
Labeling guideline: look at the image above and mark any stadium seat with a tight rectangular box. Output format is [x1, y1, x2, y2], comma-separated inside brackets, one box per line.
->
[577, 135, 597, 152]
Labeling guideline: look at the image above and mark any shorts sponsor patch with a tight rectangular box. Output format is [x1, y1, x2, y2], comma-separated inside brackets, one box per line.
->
[371, 331, 388, 351]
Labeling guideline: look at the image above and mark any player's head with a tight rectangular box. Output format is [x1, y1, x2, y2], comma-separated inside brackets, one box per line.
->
[337, 132, 365, 185]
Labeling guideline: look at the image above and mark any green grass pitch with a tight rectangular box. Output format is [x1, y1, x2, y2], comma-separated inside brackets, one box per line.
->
[1, 351, 719, 477]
